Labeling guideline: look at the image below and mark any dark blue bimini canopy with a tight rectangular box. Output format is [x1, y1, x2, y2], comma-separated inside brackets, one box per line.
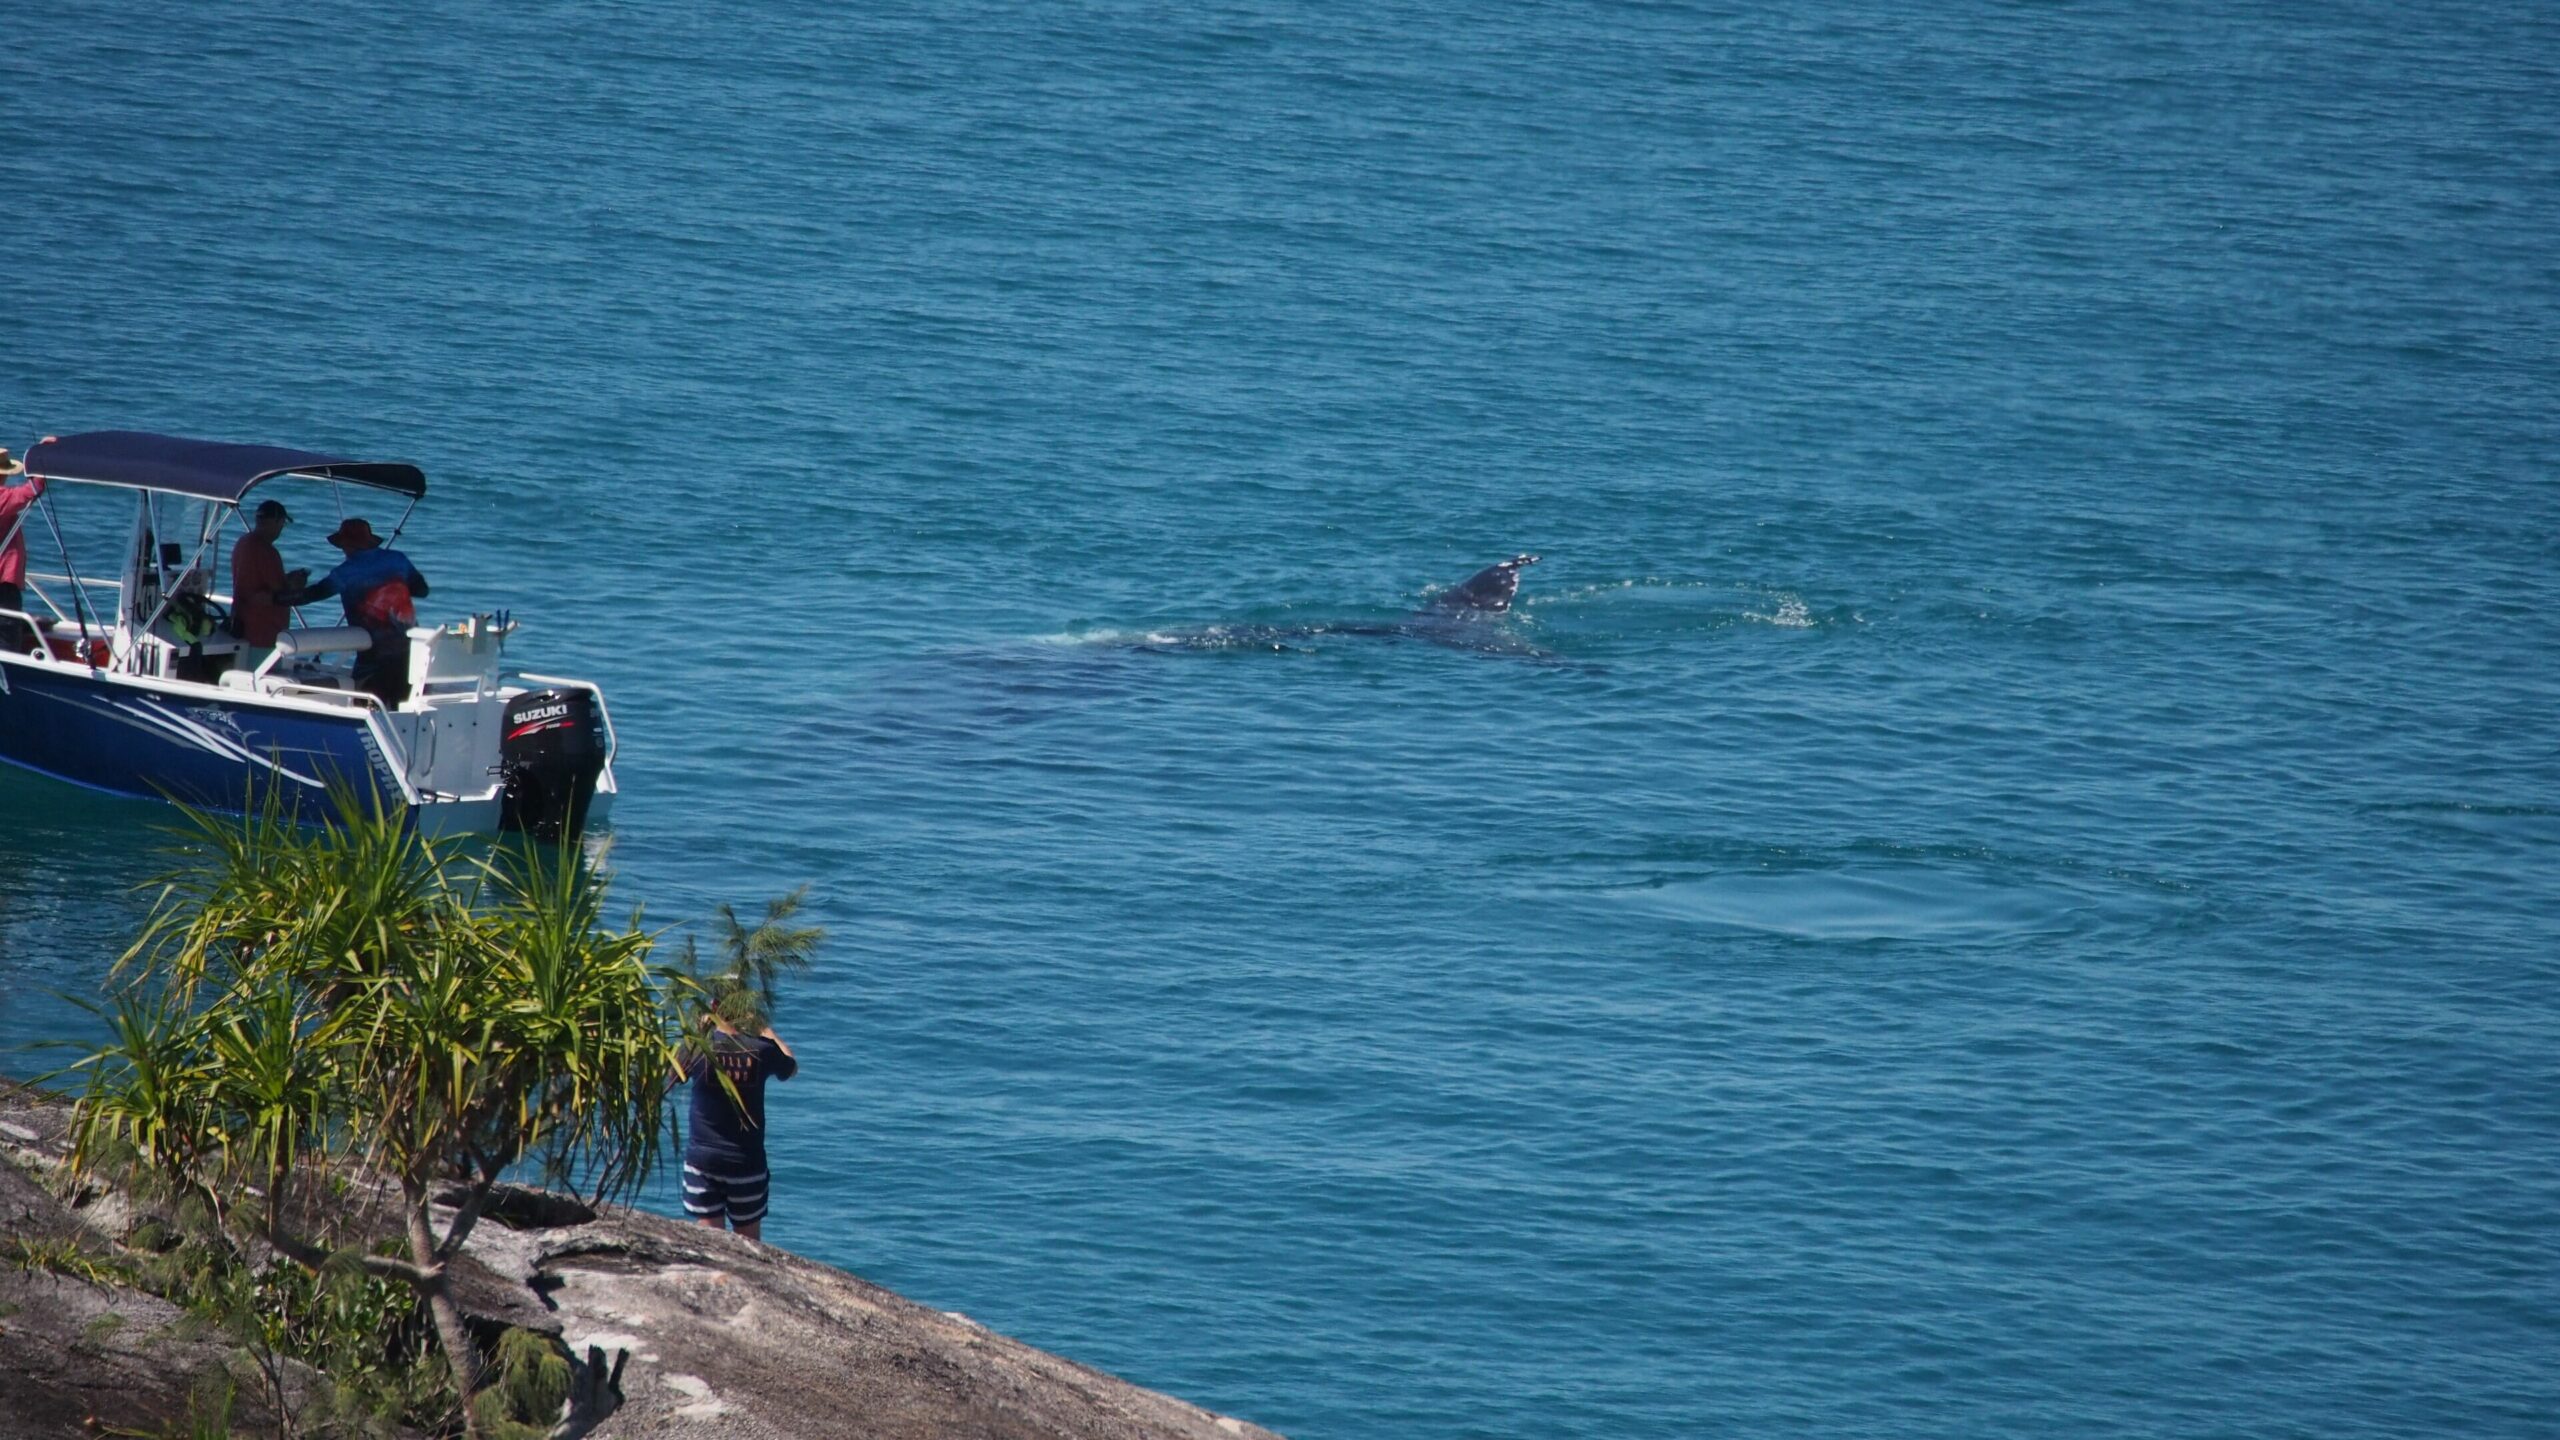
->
[25, 431, 427, 504]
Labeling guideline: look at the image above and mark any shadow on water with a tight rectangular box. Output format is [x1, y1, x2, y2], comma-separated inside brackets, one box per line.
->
[1614, 866, 2085, 943]
[1123, 614, 1570, 662]
[1528, 835, 2189, 950]
[0, 771, 174, 1073]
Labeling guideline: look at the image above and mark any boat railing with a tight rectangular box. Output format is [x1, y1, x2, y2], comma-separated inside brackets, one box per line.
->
[411, 675, 491, 704]
[15, 573, 111, 638]
[0, 606, 42, 656]
[1, 603, 394, 732]
[23, 570, 120, 602]
[0, 607, 111, 666]
[258, 680, 384, 712]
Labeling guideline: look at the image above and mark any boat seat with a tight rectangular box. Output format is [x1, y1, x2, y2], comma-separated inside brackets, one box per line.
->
[272, 626, 373, 656]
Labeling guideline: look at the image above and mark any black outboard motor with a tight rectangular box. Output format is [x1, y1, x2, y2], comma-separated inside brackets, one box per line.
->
[498, 688, 606, 842]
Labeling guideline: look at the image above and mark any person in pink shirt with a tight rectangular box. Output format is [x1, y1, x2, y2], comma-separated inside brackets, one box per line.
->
[0, 447, 47, 655]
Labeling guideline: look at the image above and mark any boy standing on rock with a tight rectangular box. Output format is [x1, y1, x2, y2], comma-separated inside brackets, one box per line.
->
[681, 1003, 798, 1242]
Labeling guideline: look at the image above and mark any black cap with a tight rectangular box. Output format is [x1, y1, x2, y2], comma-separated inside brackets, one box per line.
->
[254, 499, 293, 521]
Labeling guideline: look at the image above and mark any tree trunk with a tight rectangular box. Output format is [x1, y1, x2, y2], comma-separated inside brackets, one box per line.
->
[406, 1178, 484, 1440]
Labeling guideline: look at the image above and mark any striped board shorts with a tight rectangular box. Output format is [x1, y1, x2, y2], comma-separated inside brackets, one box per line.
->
[682, 1161, 770, 1225]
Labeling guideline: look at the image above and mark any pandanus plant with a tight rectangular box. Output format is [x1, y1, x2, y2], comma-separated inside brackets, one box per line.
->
[65, 789, 680, 1440]
[675, 885, 823, 1033]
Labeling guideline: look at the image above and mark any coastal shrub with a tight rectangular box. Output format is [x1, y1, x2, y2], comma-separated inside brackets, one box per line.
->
[65, 787, 681, 1440]
[0, 1127, 438, 1437]
[4, 1233, 136, 1288]
[468, 1327, 573, 1440]
[54, 1134, 448, 1434]
[167, 1373, 237, 1440]
[125, 1215, 180, 1253]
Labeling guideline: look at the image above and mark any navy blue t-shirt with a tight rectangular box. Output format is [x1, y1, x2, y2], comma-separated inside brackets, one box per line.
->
[683, 1032, 797, 1171]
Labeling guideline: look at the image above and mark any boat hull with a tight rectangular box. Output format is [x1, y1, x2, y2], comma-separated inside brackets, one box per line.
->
[0, 655, 398, 815]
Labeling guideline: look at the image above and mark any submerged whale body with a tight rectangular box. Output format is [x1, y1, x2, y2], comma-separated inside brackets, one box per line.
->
[1130, 554, 1554, 658]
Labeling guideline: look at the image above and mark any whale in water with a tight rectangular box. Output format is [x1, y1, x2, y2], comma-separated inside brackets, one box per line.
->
[1426, 553, 1540, 614]
[1127, 554, 1555, 658]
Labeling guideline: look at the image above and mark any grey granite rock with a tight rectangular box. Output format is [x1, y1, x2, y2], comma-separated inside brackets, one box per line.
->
[1, 1085, 1285, 1440]
[0, 1091, 288, 1438]
[448, 1200, 1284, 1440]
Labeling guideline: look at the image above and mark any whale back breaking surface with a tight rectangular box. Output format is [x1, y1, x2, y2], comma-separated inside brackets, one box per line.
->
[1428, 554, 1540, 614]
[1124, 554, 1554, 659]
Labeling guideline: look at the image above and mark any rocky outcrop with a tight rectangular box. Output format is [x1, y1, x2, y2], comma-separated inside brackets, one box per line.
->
[0, 1108, 294, 1437]
[0, 1086, 1283, 1440]
[449, 1193, 1280, 1440]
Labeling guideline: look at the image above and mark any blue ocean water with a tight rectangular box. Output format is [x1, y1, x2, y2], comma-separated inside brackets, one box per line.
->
[5, 3, 2559, 1436]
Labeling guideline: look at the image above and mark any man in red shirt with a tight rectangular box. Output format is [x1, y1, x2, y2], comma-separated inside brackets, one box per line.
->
[0, 447, 46, 655]
[227, 498, 299, 670]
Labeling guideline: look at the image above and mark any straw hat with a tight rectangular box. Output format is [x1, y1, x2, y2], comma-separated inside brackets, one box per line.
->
[0, 447, 22, 478]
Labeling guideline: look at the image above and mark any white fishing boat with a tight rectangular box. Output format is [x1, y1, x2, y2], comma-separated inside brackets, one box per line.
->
[0, 431, 616, 838]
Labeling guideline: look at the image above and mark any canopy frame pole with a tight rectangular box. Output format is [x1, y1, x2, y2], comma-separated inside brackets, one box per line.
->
[124, 491, 160, 671]
[37, 493, 101, 648]
[383, 492, 421, 546]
